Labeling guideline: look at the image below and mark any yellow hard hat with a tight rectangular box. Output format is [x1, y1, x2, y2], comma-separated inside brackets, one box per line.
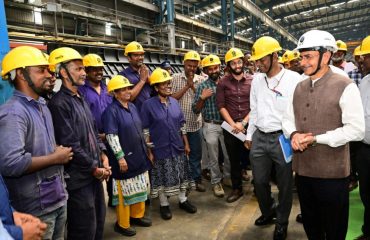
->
[202, 54, 221, 68]
[282, 50, 292, 63]
[149, 68, 172, 86]
[360, 35, 370, 56]
[250, 36, 282, 61]
[183, 51, 201, 62]
[43, 53, 56, 73]
[107, 75, 133, 92]
[336, 40, 347, 51]
[124, 41, 145, 56]
[49, 47, 83, 67]
[1, 46, 49, 79]
[278, 56, 284, 64]
[83, 54, 105, 67]
[353, 46, 361, 56]
[225, 48, 244, 63]
[290, 51, 300, 61]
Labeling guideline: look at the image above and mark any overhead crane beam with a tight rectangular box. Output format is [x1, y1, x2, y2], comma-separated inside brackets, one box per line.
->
[234, 0, 297, 44]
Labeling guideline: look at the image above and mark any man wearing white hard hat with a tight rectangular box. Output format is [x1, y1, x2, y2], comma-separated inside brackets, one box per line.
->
[282, 30, 365, 240]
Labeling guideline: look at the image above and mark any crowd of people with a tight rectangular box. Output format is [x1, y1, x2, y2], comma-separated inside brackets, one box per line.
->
[0, 29, 369, 240]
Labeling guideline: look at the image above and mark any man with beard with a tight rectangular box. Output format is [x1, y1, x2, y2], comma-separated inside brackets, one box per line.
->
[332, 40, 357, 74]
[283, 30, 364, 240]
[172, 50, 206, 192]
[48, 47, 111, 240]
[216, 48, 252, 203]
[245, 36, 301, 240]
[120, 41, 151, 112]
[348, 46, 364, 86]
[0, 46, 73, 239]
[192, 54, 230, 198]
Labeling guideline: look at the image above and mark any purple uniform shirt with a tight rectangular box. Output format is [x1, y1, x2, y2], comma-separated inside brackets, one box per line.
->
[79, 81, 112, 133]
[141, 96, 185, 160]
[120, 66, 152, 112]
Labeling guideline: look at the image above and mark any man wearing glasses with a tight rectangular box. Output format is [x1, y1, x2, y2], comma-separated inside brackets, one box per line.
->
[245, 36, 301, 240]
[216, 48, 253, 203]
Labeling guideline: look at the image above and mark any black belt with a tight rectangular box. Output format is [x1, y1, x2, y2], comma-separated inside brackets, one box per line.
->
[257, 128, 283, 135]
[204, 119, 223, 125]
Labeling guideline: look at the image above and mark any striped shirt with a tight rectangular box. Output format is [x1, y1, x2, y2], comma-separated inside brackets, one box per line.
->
[172, 72, 204, 132]
[192, 78, 222, 122]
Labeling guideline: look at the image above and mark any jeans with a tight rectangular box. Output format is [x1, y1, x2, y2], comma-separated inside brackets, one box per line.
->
[187, 130, 202, 182]
[202, 122, 230, 184]
[38, 205, 67, 240]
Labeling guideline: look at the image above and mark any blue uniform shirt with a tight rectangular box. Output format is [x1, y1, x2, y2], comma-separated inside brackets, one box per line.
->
[102, 99, 150, 180]
[79, 81, 112, 133]
[120, 66, 152, 112]
[141, 96, 185, 160]
[48, 85, 105, 191]
[0, 90, 67, 216]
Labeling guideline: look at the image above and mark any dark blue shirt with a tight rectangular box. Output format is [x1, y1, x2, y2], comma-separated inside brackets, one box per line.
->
[0, 90, 66, 216]
[102, 99, 150, 180]
[141, 96, 185, 160]
[0, 175, 22, 240]
[79, 81, 112, 133]
[120, 66, 152, 112]
[48, 85, 105, 191]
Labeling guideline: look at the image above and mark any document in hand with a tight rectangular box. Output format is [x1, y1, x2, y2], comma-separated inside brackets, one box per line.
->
[221, 121, 247, 142]
[279, 134, 293, 163]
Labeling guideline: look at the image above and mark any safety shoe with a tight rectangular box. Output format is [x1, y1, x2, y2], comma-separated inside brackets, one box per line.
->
[160, 205, 172, 220]
[355, 234, 370, 240]
[114, 222, 136, 236]
[179, 200, 197, 213]
[130, 217, 152, 227]
[213, 183, 225, 198]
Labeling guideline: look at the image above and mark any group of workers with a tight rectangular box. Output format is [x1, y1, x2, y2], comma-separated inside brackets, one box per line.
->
[0, 28, 369, 240]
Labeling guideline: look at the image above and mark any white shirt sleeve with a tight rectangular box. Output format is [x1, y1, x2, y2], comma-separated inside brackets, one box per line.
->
[316, 83, 365, 147]
[282, 94, 296, 139]
[246, 77, 258, 141]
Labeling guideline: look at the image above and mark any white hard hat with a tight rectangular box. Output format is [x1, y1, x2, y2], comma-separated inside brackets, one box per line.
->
[296, 30, 338, 53]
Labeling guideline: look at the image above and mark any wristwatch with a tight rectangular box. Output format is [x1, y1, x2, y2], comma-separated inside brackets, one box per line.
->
[241, 120, 248, 128]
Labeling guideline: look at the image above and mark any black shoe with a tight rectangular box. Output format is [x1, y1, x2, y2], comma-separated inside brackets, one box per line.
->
[254, 212, 276, 226]
[296, 213, 303, 224]
[130, 217, 152, 227]
[273, 224, 287, 240]
[114, 222, 136, 236]
[179, 200, 197, 213]
[160, 206, 172, 220]
[226, 189, 243, 203]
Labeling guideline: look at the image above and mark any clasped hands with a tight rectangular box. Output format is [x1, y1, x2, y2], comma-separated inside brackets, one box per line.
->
[291, 132, 315, 152]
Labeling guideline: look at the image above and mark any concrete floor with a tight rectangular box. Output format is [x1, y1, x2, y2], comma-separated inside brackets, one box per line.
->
[103, 175, 307, 240]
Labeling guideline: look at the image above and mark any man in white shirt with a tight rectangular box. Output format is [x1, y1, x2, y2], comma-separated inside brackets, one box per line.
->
[356, 35, 370, 240]
[245, 36, 301, 240]
[282, 30, 365, 240]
